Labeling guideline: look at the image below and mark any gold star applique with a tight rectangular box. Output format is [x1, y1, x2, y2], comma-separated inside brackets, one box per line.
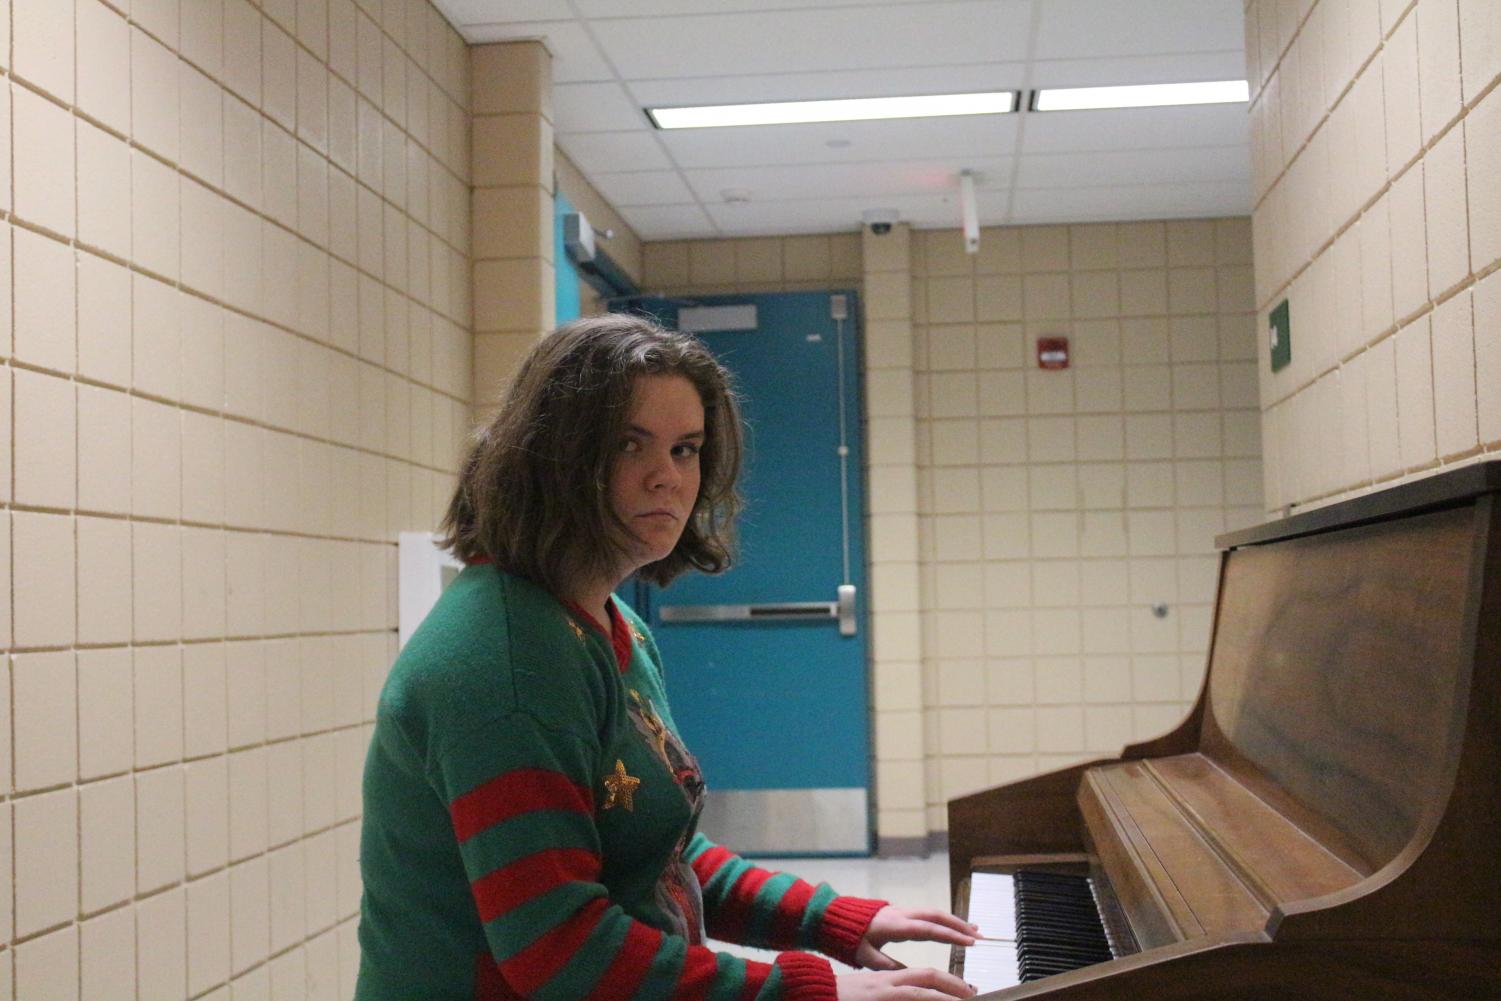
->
[602, 759, 640, 811]
[630, 626, 646, 644]
[565, 618, 585, 641]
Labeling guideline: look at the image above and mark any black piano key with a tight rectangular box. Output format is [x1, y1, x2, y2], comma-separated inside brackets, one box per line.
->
[1007, 870, 1114, 984]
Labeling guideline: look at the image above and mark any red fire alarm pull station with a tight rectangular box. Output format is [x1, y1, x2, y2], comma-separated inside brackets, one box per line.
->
[1037, 336, 1069, 370]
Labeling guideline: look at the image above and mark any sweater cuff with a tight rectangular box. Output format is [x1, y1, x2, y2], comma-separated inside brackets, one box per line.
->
[816, 896, 889, 967]
[773, 952, 838, 1001]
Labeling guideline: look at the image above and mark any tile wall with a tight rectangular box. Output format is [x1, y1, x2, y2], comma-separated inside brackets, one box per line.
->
[907, 221, 1262, 832]
[0, 0, 474, 997]
[1246, 0, 1500, 511]
[640, 232, 863, 297]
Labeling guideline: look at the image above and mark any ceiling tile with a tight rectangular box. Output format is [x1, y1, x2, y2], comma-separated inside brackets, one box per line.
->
[436, 0, 566, 24]
[684, 156, 1014, 204]
[618, 203, 717, 240]
[658, 114, 1020, 170]
[705, 190, 997, 235]
[576, 0, 964, 15]
[627, 63, 1025, 109]
[1014, 145, 1250, 188]
[558, 131, 676, 173]
[590, 170, 698, 207]
[554, 82, 652, 132]
[1033, 0, 1246, 59]
[463, 21, 614, 82]
[591, 1, 1031, 80]
[1021, 104, 1249, 154]
[1029, 50, 1248, 88]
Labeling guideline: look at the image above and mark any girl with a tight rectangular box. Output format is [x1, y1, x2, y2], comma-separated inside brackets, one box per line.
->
[357, 316, 977, 1000]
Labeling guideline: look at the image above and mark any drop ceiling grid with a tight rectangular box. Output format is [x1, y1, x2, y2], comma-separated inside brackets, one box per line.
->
[435, 0, 1254, 239]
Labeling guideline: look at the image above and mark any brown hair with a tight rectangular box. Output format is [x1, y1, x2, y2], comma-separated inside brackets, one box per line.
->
[439, 314, 743, 596]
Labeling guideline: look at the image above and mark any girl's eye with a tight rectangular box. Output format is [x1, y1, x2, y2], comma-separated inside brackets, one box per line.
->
[620, 438, 642, 453]
[672, 443, 701, 458]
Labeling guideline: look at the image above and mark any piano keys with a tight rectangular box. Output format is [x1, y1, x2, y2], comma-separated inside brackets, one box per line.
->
[947, 460, 1501, 999]
[960, 872, 1115, 991]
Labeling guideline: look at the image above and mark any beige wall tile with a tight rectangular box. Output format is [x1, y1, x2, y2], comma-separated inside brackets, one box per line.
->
[1476, 271, 1501, 444]
[1388, 164, 1429, 321]
[187, 872, 231, 996]
[76, 384, 130, 515]
[12, 511, 76, 647]
[137, 886, 187, 1001]
[1395, 316, 1438, 467]
[182, 0, 224, 74]
[80, 776, 135, 913]
[1458, 0, 1501, 101]
[1424, 124, 1471, 299]
[131, 148, 182, 281]
[1384, 14, 1423, 170]
[471, 113, 550, 189]
[14, 368, 76, 509]
[133, 24, 181, 161]
[81, 908, 136, 1001]
[77, 118, 133, 261]
[1431, 290, 1479, 457]
[16, 927, 77, 1000]
[137, 765, 187, 895]
[183, 643, 228, 759]
[471, 40, 551, 118]
[1417, 0, 1463, 141]
[1468, 92, 1501, 273]
[14, 88, 76, 240]
[13, 650, 77, 792]
[14, 789, 78, 936]
[14, 0, 75, 103]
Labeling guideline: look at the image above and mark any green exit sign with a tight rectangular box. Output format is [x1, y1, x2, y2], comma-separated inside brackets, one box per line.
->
[1269, 299, 1291, 373]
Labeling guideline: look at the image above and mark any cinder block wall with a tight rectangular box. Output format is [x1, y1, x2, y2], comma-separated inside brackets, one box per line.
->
[0, 0, 473, 995]
[1246, 0, 1501, 510]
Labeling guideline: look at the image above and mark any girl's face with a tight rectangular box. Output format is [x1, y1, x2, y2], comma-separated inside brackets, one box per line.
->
[608, 374, 705, 577]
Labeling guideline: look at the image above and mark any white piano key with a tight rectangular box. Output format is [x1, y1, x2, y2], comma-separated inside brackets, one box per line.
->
[962, 940, 1021, 993]
[967, 872, 1016, 941]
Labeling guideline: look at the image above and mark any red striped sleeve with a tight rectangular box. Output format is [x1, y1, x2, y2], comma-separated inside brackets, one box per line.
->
[689, 844, 735, 885]
[705, 866, 775, 942]
[581, 920, 663, 1001]
[500, 897, 611, 994]
[767, 878, 816, 945]
[672, 946, 720, 1001]
[450, 768, 593, 843]
[470, 848, 602, 923]
[474, 952, 523, 1001]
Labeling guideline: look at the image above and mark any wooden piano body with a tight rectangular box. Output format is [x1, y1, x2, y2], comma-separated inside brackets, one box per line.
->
[948, 460, 1501, 999]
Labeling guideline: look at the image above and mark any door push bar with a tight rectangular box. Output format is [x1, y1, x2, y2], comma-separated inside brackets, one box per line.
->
[660, 585, 857, 637]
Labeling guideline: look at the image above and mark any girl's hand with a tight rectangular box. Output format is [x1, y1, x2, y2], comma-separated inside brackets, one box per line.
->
[836, 968, 977, 1000]
[854, 906, 980, 971]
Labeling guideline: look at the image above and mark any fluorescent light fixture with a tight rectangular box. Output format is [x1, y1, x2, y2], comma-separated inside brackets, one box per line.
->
[1031, 80, 1249, 112]
[647, 91, 1017, 129]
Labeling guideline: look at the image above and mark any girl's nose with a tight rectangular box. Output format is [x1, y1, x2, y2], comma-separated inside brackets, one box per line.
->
[647, 451, 680, 491]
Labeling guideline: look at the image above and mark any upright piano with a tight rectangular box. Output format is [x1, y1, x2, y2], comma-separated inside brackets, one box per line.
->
[948, 460, 1501, 999]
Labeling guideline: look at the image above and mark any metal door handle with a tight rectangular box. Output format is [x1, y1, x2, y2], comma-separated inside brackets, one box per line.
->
[660, 585, 857, 637]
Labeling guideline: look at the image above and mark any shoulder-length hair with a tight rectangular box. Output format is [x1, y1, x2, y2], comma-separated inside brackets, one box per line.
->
[439, 314, 743, 596]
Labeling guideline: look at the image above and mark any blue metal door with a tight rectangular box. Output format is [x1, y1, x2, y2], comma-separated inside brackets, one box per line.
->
[617, 292, 871, 855]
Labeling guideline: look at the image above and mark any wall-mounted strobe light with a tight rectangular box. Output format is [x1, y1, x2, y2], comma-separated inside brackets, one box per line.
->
[959, 170, 980, 255]
[1029, 80, 1248, 112]
[647, 91, 1019, 129]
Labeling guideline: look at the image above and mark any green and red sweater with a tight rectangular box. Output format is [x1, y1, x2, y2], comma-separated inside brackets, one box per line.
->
[356, 564, 887, 1001]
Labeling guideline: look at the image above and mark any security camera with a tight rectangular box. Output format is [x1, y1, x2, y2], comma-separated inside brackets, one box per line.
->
[862, 208, 899, 235]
